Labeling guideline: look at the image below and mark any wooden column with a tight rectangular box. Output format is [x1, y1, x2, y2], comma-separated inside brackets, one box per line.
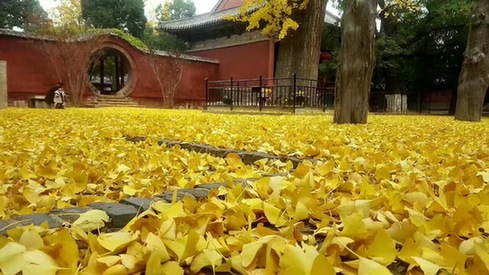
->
[100, 58, 105, 91]
[115, 55, 120, 91]
[0, 61, 7, 109]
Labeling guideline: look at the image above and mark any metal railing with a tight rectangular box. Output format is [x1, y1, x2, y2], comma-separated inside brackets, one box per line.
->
[205, 74, 335, 113]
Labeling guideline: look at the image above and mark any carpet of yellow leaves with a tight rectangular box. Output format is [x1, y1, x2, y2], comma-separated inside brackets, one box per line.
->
[1, 108, 489, 274]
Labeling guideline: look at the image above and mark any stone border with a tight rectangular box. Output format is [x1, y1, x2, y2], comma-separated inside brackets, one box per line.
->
[0, 136, 303, 234]
[125, 136, 309, 168]
[0, 176, 291, 235]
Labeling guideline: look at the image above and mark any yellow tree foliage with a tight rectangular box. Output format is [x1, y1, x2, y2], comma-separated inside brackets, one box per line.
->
[231, 0, 310, 39]
[48, 0, 84, 28]
[383, 0, 420, 17]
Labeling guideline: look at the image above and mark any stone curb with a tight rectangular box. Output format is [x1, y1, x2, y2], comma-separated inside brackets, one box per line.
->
[124, 136, 309, 168]
[0, 175, 285, 235]
[158, 139, 306, 168]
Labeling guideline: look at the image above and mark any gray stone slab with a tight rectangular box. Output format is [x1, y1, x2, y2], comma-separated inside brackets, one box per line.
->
[50, 207, 89, 223]
[192, 145, 213, 154]
[156, 190, 196, 202]
[262, 173, 288, 178]
[287, 157, 302, 168]
[238, 152, 279, 165]
[182, 188, 209, 200]
[233, 178, 255, 188]
[120, 197, 159, 212]
[197, 183, 225, 191]
[158, 139, 180, 147]
[11, 213, 58, 228]
[209, 148, 240, 158]
[89, 202, 138, 228]
[124, 136, 147, 143]
[0, 220, 13, 235]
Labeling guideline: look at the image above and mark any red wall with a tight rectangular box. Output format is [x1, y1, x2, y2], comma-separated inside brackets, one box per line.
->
[192, 40, 274, 81]
[215, 0, 243, 11]
[0, 34, 220, 106]
[0, 36, 59, 100]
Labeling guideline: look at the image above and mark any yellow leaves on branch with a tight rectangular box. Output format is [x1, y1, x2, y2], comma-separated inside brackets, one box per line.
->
[228, 0, 308, 39]
[384, 0, 421, 17]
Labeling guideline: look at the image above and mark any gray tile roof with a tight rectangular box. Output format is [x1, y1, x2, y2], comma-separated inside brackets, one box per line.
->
[160, 7, 243, 32]
[161, 7, 340, 33]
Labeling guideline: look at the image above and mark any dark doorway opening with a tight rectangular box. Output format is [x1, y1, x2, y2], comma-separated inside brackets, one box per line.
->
[89, 48, 130, 95]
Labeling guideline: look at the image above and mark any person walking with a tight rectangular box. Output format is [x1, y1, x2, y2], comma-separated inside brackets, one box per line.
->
[53, 83, 66, 109]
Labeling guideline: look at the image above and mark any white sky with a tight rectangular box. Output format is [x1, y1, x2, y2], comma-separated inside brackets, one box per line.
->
[39, 0, 219, 16]
[39, 0, 338, 17]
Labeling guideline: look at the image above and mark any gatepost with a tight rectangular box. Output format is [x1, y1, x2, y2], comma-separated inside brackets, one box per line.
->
[0, 61, 6, 109]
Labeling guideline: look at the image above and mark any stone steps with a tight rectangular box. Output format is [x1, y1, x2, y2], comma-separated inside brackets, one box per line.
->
[85, 95, 140, 108]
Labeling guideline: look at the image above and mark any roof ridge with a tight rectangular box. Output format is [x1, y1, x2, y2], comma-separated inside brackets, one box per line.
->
[211, 0, 224, 12]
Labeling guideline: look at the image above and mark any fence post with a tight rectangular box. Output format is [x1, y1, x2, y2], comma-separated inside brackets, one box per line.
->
[204, 78, 208, 110]
[292, 73, 297, 114]
[230, 77, 234, 111]
[323, 84, 326, 113]
[259, 75, 263, 112]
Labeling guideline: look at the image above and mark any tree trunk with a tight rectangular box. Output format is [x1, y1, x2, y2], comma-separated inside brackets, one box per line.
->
[0, 61, 7, 109]
[334, 0, 377, 124]
[274, 0, 327, 80]
[454, 0, 489, 122]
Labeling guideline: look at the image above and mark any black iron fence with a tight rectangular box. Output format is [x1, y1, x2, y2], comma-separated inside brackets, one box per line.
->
[205, 75, 440, 114]
[205, 74, 335, 113]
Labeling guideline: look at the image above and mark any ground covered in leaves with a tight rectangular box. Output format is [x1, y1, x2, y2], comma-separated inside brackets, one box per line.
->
[1, 108, 489, 274]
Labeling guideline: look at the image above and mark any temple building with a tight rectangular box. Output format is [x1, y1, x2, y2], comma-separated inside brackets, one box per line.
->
[160, 0, 340, 80]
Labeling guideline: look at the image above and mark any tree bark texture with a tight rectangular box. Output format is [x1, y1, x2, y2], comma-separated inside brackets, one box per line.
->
[274, 0, 327, 80]
[334, 0, 377, 124]
[454, 0, 489, 122]
[0, 61, 7, 109]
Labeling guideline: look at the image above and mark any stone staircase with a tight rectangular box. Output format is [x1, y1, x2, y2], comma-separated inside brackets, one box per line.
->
[85, 95, 140, 108]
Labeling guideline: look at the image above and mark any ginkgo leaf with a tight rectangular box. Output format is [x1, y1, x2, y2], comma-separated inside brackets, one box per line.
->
[412, 256, 443, 275]
[97, 255, 121, 267]
[22, 250, 60, 275]
[339, 212, 367, 236]
[161, 261, 184, 275]
[358, 257, 392, 275]
[475, 244, 489, 271]
[72, 210, 110, 232]
[97, 232, 139, 253]
[163, 230, 206, 264]
[279, 244, 335, 275]
[241, 240, 266, 268]
[19, 229, 44, 250]
[190, 249, 223, 273]
[101, 264, 127, 275]
[146, 232, 170, 263]
[365, 229, 397, 265]
[0, 242, 26, 274]
[263, 202, 288, 227]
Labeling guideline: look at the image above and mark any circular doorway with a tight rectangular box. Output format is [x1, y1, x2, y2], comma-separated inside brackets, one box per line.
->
[87, 45, 137, 96]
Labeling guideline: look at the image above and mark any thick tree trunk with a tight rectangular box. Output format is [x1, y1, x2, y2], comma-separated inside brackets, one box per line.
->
[334, 0, 377, 124]
[274, 0, 327, 80]
[455, 0, 489, 122]
[0, 61, 6, 109]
